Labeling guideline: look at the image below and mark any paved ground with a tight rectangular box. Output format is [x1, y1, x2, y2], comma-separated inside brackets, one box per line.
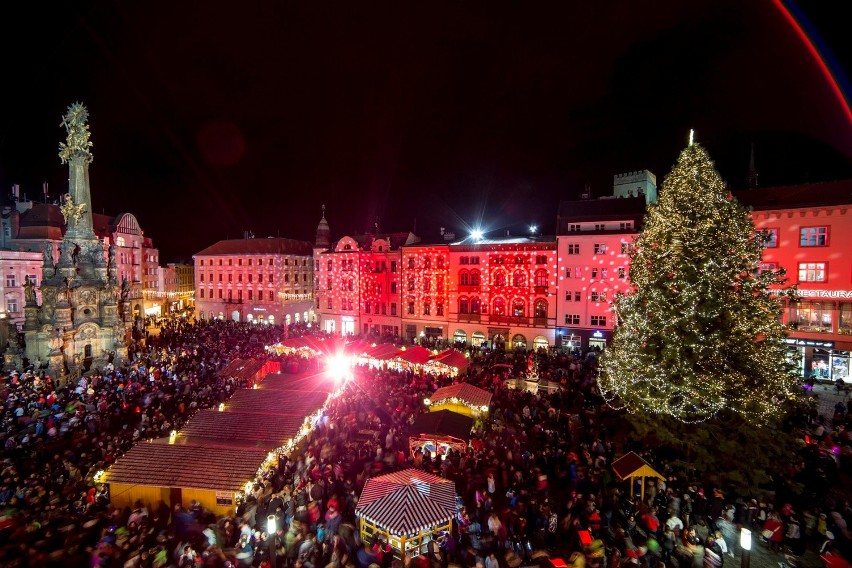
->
[807, 383, 851, 424]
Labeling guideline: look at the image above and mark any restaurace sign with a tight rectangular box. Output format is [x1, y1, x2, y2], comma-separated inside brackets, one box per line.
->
[797, 290, 852, 299]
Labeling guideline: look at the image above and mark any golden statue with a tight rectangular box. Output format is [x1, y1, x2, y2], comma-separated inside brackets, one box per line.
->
[58, 102, 93, 164]
[59, 193, 87, 225]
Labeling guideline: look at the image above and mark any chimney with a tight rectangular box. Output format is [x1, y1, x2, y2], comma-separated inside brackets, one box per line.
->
[11, 184, 19, 201]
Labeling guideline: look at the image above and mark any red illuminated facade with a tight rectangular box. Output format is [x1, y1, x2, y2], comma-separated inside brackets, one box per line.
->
[735, 180, 852, 382]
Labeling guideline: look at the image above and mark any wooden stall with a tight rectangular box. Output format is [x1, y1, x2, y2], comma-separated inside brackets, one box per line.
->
[356, 469, 458, 559]
[408, 409, 474, 457]
[427, 383, 493, 418]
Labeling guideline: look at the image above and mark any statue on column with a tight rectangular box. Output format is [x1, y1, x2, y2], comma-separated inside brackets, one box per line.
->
[58, 102, 93, 164]
[24, 276, 36, 306]
[43, 242, 54, 267]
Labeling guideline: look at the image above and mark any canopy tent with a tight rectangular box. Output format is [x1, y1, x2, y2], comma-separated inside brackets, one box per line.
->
[366, 343, 401, 360]
[356, 468, 457, 559]
[408, 409, 474, 457]
[427, 382, 493, 417]
[611, 451, 666, 504]
[396, 345, 433, 365]
[218, 358, 277, 386]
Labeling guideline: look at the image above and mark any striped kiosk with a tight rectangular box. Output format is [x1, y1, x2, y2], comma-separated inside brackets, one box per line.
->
[356, 468, 458, 559]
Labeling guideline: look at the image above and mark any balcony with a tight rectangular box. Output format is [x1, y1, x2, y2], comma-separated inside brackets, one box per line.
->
[456, 313, 481, 323]
[488, 315, 531, 326]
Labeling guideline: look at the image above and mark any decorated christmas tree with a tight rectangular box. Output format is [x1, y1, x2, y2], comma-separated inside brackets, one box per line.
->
[600, 140, 797, 425]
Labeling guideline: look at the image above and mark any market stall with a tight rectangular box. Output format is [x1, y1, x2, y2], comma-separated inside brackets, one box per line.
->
[426, 382, 492, 417]
[426, 349, 469, 377]
[408, 409, 474, 457]
[356, 468, 458, 559]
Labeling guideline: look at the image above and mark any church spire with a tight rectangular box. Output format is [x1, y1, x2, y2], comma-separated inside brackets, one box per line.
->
[747, 142, 759, 189]
[315, 204, 331, 249]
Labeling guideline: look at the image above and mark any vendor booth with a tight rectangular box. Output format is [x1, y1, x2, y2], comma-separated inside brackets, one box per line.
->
[356, 468, 458, 559]
[408, 409, 474, 457]
[611, 451, 666, 504]
[424, 349, 469, 377]
[426, 383, 492, 417]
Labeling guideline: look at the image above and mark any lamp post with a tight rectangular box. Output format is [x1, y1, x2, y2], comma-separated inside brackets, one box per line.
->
[740, 528, 751, 568]
[268, 515, 277, 566]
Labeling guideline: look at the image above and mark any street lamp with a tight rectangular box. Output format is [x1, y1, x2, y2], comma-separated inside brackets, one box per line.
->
[740, 528, 751, 568]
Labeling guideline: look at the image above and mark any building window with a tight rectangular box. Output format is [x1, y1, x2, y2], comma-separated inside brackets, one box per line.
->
[6, 298, 18, 313]
[569, 224, 580, 232]
[327, 298, 333, 309]
[460, 256, 469, 265]
[424, 258, 431, 269]
[471, 256, 480, 265]
[436, 302, 444, 316]
[567, 244, 580, 255]
[512, 271, 526, 287]
[514, 257, 524, 265]
[591, 291, 608, 302]
[534, 300, 547, 318]
[391, 261, 397, 273]
[470, 297, 481, 314]
[5, 275, 16, 287]
[248, 290, 253, 300]
[591, 268, 598, 279]
[534, 269, 547, 287]
[365, 302, 371, 314]
[381, 303, 387, 315]
[594, 224, 605, 231]
[493, 298, 505, 315]
[218, 289, 223, 299]
[618, 267, 626, 279]
[423, 279, 431, 292]
[391, 282, 397, 294]
[408, 301, 415, 314]
[792, 301, 832, 333]
[423, 301, 431, 316]
[619, 222, 633, 230]
[591, 315, 607, 326]
[800, 226, 829, 247]
[839, 303, 852, 335]
[258, 274, 263, 283]
[492, 256, 504, 265]
[408, 278, 415, 291]
[798, 262, 826, 282]
[512, 299, 524, 317]
[27, 274, 38, 287]
[268, 258, 273, 265]
[594, 244, 607, 254]
[408, 258, 415, 269]
[565, 266, 581, 279]
[758, 262, 778, 274]
[758, 228, 779, 248]
[493, 271, 506, 287]
[565, 314, 580, 325]
[284, 274, 289, 283]
[391, 303, 397, 316]
[620, 242, 630, 254]
[470, 271, 481, 286]
[200, 289, 205, 299]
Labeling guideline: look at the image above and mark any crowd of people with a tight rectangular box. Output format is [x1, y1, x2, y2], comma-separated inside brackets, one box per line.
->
[0, 320, 850, 568]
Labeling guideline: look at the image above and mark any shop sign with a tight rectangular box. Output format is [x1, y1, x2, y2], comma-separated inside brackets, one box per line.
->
[797, 289, 852, 299]
[253, 307, 267, 311]
[592, 330, 604, 338]
[215, 491, 233, 506]
[785, 338, 835, 348]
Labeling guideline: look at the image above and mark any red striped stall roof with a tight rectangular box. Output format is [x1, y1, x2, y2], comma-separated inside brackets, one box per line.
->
[356, 469, 457, 534]
[430, 383, 492, 408]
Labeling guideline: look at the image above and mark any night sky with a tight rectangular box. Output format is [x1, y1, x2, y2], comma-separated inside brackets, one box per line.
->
[0, 1, 849, 262]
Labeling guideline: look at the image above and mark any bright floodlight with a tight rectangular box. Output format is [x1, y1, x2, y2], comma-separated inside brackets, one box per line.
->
[267, 514, 277, 534]
[328, 354, 352, 382]
[529, 224, 537, 234]
[471, 229, 483, 241]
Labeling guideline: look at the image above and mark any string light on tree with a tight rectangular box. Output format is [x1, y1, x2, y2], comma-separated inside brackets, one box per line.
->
[600, 140, 797, 425]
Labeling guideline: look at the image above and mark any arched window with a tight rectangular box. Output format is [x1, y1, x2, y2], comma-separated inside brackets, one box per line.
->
[512, 270, 526, 287]
[512, 299, 525, 317]
[470, 270, 481, 286]
[534, 269, 547, 287]
[493, 298, 505, 315]
[459, 297, 469, 314]
[534, 299, 547, 318]
[494, 271, 506, 287]
[470, 297, 481, 314]
[459, 270, 469, 286]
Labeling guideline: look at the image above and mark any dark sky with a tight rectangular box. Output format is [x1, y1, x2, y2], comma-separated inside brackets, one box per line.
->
[0, 1, 850, 262]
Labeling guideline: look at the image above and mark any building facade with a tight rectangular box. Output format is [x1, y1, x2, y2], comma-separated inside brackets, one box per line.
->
[0, 248, 44, 328]
[735, 180, 852, 382]
[193, 238, 314, 324]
